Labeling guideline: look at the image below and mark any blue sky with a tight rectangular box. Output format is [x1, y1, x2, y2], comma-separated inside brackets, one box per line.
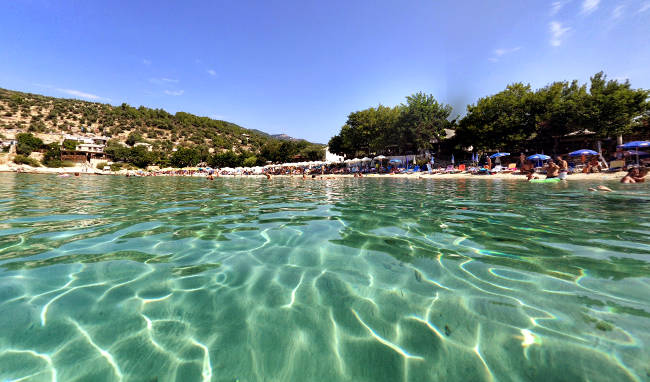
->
[1, 0, 649, 143]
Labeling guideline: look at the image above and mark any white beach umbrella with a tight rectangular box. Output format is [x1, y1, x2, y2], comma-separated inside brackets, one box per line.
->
[374, 155, 387, 160]
[361, 157, 372, 162]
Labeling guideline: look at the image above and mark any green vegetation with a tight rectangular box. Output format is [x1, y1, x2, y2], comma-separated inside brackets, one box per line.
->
[0, 87, 325, 167]
[329, 72, 649, 156]
[13, 154, 41, 167]
[43, 143, 62, 167]
[16, 132, 43, 155]
[62, 139, 78, 150]
[455, 72, 649, 151]
[328, 92, 453, 157]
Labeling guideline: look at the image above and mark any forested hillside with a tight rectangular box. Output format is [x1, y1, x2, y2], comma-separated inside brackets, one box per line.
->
[0, 88, 324, 165]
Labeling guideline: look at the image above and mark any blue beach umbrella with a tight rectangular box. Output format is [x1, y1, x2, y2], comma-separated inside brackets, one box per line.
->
[568, 149, 598, 156]
[490, 152, 510, 159]
[619, 141, 650, 149]
[527, 154, 550, 168]
[619, 141, 650, 165]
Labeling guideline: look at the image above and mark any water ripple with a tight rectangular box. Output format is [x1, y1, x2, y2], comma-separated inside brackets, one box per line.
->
[0, 174, 648, 381]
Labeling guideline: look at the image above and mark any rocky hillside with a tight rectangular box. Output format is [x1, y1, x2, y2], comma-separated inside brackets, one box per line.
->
[0, 88, 320, 155]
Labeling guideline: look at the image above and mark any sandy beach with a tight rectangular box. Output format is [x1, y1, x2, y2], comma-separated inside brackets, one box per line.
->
[0, 163, 630, 181]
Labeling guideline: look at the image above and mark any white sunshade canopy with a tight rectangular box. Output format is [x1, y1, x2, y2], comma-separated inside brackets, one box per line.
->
[374, 155, 387, 160]
[361, 157, 372, 162]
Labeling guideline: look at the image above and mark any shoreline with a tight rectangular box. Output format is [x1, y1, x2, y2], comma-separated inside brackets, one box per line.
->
[0, 165, 630, 181]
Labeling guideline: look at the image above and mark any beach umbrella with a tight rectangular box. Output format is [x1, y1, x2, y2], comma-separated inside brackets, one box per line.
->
[619, 141, 650, 149]
[374, 155, 387, 160]
[527, 154, 550, 168]
[361, 157, 372, 162]
[389, 158, 401, 163]
[619, 141, 650, 165]
[568, 149, 597, 156]
[490, 152, 510, 158]
[526, 154, 551, 161]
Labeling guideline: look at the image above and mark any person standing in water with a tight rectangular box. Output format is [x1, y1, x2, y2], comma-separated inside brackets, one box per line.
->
[545, 159, 560, 179]
[556, 156, 568, 180]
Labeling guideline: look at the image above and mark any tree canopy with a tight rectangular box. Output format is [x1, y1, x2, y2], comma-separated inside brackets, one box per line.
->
[328, 92, 453, 157]
[329, 73, 648, 157]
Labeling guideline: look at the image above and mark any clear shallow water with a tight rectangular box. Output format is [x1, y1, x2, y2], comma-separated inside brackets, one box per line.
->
[0, 174, 649, 382]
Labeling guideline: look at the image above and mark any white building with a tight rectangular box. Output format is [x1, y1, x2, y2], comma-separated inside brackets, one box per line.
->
[76, 143, 105, 153]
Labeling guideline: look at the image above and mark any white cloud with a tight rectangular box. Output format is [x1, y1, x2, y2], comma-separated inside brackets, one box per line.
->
[550, 1, 563, 15]
[639, 1, 650, 12]
[56, 88, 109, 101]
[142, 59, 152, 65]
[495, 47, 521, 56]
[149, 78, 179, 85]
[164, 90, 184, 96]
[612, 4, 625, 18]
[581, 0, 600, 14]
[549, 21, 570, 46]
[207, 69, 217, 76]
[488, 47, 521, 62]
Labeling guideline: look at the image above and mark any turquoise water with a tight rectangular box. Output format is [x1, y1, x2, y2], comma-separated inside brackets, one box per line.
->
[0, 174, 649, 381]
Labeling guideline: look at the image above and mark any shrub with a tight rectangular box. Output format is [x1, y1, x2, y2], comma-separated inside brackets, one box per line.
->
[16, 133, 43, 155]
[96, 161, 108, 169]
[44, 159, 63, 168]
[13, 154, 41, 167]
[62, 139, 78, 150]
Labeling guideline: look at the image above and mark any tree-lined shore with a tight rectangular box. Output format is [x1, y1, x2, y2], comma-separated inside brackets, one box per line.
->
[328, 72, 649, 158]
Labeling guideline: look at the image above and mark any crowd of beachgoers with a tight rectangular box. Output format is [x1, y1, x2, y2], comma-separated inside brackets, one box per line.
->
[2, 147, 648, 184]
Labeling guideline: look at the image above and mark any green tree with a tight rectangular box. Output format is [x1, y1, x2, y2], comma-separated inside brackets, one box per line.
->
[170, 147, 201, 168]
[398, 92, 453, 152]
[16, 133, 43, 155]
[457, 83, 537, 151]
[126, 131, 143, 146]
[242, 156, 258, 167]
[584, 72, 649, 138]
[43, 143, 62, 167]
[62, 139, 78, 150]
